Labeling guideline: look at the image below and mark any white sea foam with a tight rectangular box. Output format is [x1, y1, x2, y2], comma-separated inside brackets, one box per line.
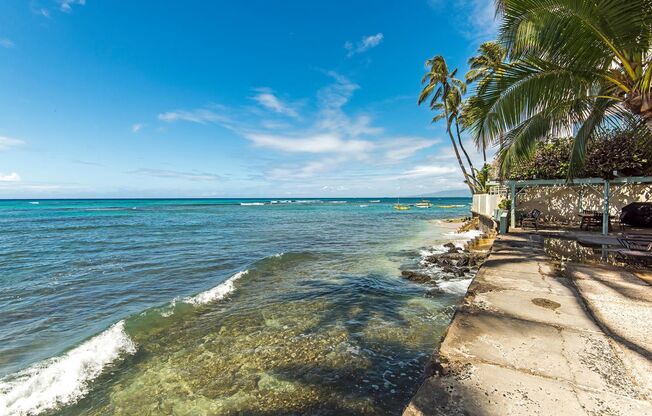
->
[240, 202, 265, 206]
[419, 245, 448, 258]
[28, 202, 39, 205]
[0, 321, 136, 416]
[183, 270, 248, 306]
[437, 278, 474, 295]
[445, 229, 482, 241]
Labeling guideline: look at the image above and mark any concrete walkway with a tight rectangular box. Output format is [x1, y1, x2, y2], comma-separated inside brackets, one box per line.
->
[403, 233, 652, 415]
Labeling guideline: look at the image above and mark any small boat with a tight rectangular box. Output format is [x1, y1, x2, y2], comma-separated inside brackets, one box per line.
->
[415, 200, 432, 208]
[393, 197, 410, 211]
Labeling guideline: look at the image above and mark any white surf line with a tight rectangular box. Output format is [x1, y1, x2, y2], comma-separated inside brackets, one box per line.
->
[183, 270, 249, 306]
[0, 321, 136, 416]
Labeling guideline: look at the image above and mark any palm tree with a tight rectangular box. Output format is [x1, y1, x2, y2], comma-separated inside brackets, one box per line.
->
[468, 0, 652, 176]
[464, 41, 508, 162]
[466, 41, 507, 91]
[419, 56, 479, 193]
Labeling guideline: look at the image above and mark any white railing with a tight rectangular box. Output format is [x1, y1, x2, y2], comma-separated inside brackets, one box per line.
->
[472, 193, 504, 217]
[489, 185, 508, 197]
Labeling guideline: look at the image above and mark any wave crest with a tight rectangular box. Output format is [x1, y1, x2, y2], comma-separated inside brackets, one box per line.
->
[0, 321, 136, 416]
[183, 270, 248, 306]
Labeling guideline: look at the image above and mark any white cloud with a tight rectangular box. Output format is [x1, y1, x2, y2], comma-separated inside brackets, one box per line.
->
[244, 132, 374, 154]
[428, 0, 498, 40]
[400, 165, 458, 178]
[154, 72, 476, 189]
[344, 33, 384, 57]
[465, 0, 499, 39]
[128, 168, 222, 181]
[131, 123, 145, 133]
[383, 138, 439, 162]
[316, 72, 382, 137]
[252, 89, 299, 118]
[0, 136, 25, 151]
[268, 157, 342, 180]
[0, 172, 21, 182]
[158, 108, 230, 125]
[59, 0, 85, 13]
[0, 38, 14, 49]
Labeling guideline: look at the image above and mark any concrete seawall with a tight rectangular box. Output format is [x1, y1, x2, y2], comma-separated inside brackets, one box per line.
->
[403, 233, 652, 415]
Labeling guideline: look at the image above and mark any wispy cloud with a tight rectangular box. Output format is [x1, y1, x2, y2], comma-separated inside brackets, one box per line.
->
[428, 0, 498, 40]
[244, 132, 373, 154]
[268, 157, 344, 180]
[131, 123, 145, 133]
[155, 72, 454, 188]
[383, 138, 439, 162]
[0, 38, 14, 49]
[0, 172, 21, 182]
[158, 106, 231, 125]
[344, 33, 384, 57]
[400, 165, 458, 178]
[464, 0, 499, 39]
[251, 88, 299, 118]
[72, 159, 104, 167]
[59, 0, 85, 13]
[0, 136, 25, 151]
[128, 168, 222, 182]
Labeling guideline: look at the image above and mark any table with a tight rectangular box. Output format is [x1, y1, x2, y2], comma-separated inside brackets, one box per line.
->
[578, 212, 614, 231]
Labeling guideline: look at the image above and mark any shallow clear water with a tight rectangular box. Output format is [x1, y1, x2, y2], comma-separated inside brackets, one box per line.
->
[0, 198, 473, 415]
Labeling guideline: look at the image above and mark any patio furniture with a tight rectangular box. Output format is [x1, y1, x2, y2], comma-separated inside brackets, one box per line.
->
[615, 238, 652, 265]
[618, 238, 652, 251]
[579, 211, 613, 231]
[620, 202, 652, 228]
[520, 209, 541, 230]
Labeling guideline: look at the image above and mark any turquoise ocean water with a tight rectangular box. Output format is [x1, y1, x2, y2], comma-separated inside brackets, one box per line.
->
[0, 198, 474, 415]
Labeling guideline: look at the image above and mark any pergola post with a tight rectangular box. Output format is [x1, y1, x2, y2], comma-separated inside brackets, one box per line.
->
[602, 180, 610, 235]
[510, 183, 516, 229]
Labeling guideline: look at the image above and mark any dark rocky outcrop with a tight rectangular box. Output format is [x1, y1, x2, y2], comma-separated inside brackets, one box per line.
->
[401, 270, 433, 283]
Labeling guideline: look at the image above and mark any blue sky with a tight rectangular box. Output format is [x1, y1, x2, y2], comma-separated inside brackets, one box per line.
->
[0, 0, 497, 198]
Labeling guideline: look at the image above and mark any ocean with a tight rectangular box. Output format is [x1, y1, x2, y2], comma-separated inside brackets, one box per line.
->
[0, 198, 476, 415]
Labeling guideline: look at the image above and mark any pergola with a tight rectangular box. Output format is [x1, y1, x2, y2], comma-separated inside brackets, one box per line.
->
[504, 176, 652, 235]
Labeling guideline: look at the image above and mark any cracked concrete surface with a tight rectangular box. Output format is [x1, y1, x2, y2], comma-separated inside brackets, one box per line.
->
[403, 233, 652, 416]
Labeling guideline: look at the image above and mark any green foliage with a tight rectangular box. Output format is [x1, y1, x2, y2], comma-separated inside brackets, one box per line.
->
[498, 199, 511, 211]
[506, 125, 652, 180]
[463, 0, 652, 177]
[473, 164, 492, 193]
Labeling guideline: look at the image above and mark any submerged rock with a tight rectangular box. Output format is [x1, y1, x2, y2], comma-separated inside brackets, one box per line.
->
[401, 270, 432, 283]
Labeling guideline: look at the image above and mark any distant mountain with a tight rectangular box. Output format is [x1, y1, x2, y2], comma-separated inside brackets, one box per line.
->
[410, 189, 471, 198]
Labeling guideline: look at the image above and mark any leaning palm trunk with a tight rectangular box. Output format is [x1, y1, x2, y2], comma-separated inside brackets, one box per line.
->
[447, 126, 476, 193]
[443, 101, 476, 193]
[454, 119, 476, 181]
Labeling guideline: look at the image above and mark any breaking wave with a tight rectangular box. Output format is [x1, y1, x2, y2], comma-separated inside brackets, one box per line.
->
[183, 270, 249, 305]
[0, 321, 136, 416]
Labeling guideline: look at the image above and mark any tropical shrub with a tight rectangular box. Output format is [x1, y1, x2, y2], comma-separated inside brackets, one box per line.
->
[506, 127, 652, 180]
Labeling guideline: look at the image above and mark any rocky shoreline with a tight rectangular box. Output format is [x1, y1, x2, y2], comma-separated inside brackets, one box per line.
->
[400, 218, 490, 293]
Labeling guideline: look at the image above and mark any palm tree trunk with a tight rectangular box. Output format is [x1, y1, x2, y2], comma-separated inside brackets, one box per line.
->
[454, 118, 476, 180]
[442, 99, 475, 193]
